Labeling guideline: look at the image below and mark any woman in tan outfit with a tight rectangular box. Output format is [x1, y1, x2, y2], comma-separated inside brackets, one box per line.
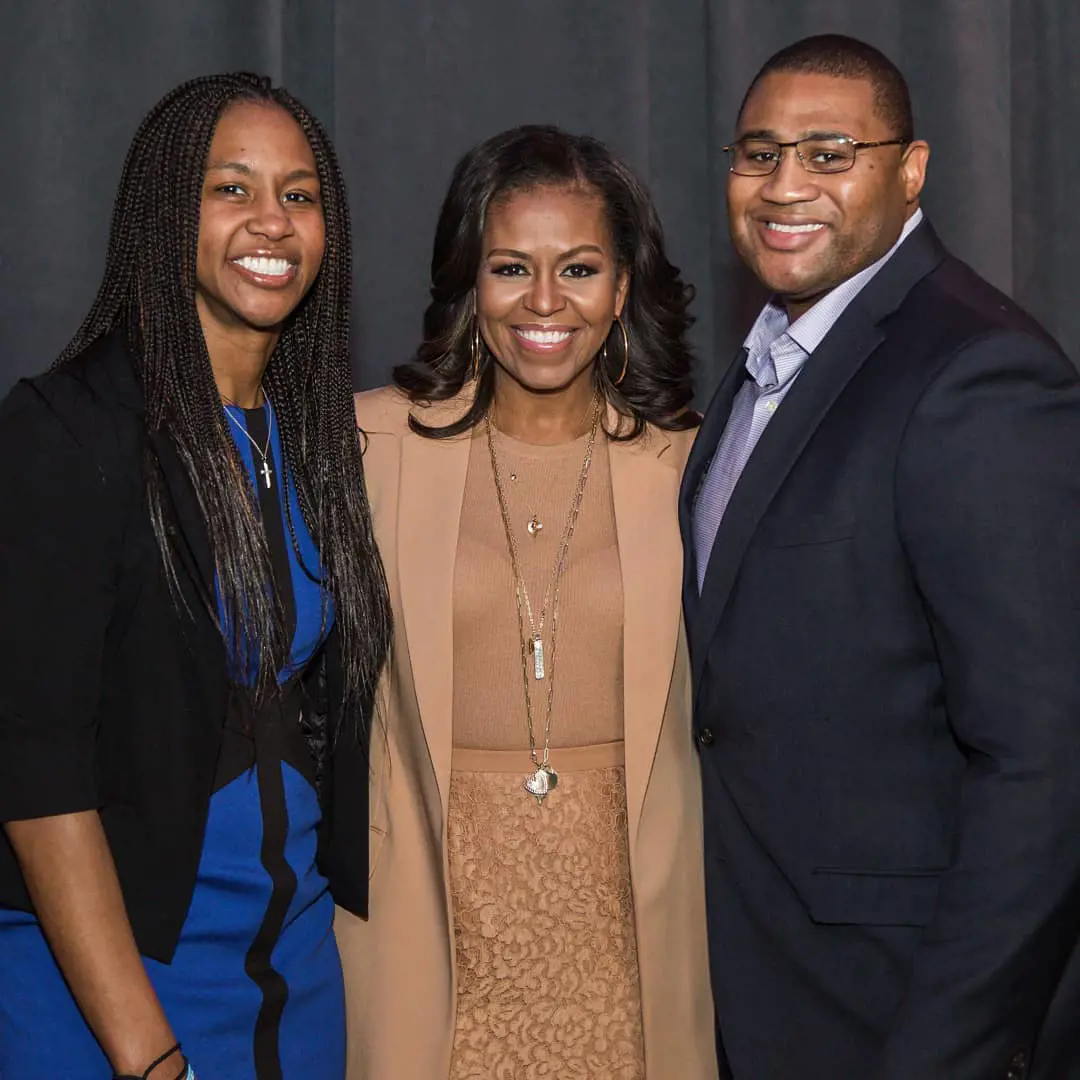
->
[337, 125, 717, 1079]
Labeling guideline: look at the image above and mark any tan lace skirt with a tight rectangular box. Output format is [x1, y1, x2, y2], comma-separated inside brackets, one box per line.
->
[447, 742, 645, 1079]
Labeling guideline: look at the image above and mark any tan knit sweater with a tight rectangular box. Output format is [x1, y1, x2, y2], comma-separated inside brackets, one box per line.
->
[452, 424, 624, 751]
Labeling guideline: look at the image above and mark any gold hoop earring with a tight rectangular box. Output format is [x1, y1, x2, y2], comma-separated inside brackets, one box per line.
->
[612, 316, 629, 386]
[471, 319, 482, 381]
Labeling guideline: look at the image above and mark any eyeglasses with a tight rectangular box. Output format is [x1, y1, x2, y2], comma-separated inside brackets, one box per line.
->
[722, 136, 907, 176]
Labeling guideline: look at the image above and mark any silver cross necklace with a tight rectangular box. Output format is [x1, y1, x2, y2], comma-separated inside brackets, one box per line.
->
[223, 392, 275, 489]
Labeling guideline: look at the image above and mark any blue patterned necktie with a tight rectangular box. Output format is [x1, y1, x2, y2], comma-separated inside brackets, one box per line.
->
[693, 349, 778, 592]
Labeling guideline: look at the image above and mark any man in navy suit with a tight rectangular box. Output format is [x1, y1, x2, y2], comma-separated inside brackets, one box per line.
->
[684, 34, 1080, 1080]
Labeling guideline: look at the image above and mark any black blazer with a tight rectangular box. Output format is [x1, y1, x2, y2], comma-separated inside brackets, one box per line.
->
[682, 221, 1080, 1080]
[0, 335, 372, 962]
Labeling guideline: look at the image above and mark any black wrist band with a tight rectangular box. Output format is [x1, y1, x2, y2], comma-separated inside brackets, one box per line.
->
[113, 1041, 184, 1080]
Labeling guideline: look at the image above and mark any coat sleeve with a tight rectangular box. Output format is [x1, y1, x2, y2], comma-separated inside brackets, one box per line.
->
[0, 379, 125, 822]
[882, 330, 1080, 1079]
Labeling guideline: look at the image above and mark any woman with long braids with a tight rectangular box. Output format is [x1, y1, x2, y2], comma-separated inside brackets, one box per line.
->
[0, 74, 391, 1080]
[336, 125, 717, 1079]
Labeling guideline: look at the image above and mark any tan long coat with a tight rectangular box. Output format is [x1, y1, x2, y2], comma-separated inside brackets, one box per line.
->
[336, 386, 717, 1079]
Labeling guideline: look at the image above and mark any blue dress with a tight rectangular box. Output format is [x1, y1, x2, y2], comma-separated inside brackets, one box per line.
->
[0, 404, 345, 1080]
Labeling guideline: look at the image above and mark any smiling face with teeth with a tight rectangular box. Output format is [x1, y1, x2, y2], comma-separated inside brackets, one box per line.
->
[728, 71, 928, 319]
[476, 184, 629, 407]
[195, 100, 325, 348]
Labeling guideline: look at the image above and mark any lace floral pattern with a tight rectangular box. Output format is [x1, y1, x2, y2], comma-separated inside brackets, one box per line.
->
[447, 764, 644, 1079]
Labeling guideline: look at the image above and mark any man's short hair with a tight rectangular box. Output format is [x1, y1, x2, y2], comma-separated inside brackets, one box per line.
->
[740, 34, 915, 143]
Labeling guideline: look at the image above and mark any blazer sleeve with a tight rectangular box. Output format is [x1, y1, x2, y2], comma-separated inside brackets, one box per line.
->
[882, 330, 1080, 1079]
[0, 379, 125, 822]
[316, 623, 372, 920]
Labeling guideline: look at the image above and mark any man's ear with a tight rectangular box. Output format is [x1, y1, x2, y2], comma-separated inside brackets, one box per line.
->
[901, 140, 930, 204]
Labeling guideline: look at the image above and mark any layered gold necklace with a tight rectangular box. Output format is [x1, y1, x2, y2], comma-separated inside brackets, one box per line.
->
[486, 395, 603, 804]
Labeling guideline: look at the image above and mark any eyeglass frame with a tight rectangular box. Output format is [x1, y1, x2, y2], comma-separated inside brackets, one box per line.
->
[721, 134, 909, 177]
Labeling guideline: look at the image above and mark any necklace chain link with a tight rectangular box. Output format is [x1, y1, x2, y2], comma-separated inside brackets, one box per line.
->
[486, 396, 603, 803]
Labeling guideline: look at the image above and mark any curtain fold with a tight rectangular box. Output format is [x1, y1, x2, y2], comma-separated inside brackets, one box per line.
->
[1, 0, 1075, 400]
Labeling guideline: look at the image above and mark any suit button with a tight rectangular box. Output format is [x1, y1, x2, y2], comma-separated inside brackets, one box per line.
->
[697, 727, 715, 747]
[1006, 1051, 1028, 1080]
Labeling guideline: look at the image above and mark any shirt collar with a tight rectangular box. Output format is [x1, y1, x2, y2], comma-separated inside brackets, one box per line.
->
[743, 303, 790, 388]
[742, 207, 925, 368]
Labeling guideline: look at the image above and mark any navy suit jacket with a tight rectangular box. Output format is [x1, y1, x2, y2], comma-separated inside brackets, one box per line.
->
[682, 220, 1080, 1080]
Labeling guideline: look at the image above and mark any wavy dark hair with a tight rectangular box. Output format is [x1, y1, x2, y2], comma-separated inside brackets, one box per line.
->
[56, 72, 392, 735]
[394, 124, 698, 440]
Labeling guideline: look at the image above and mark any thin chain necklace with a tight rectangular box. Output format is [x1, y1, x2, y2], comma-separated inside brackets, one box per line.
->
[513, 390, 600, 541]
[495, 390, 600, 651]
[223, 392, 275, 489]
[486, 394, 603, 804]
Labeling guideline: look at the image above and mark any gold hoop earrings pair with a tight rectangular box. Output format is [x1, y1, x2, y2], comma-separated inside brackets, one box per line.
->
[606, 315, 629, 386]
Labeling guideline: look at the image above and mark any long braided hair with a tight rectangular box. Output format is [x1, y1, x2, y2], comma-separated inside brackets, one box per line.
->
[57, 73, 391, 736]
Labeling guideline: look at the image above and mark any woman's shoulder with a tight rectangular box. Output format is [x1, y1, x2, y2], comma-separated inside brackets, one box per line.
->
[353, 384, 415, 437]
[661, 421, 699, 454]
[1, 335, 144, 470]
[353, 383, 475, 439]
[0, 337, 143, 537]
[637, 417, 699, 474]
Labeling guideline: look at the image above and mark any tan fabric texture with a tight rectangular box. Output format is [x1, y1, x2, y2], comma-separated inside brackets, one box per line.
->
[336, 386, 718, 1080]
[448, 754, 644, 1078]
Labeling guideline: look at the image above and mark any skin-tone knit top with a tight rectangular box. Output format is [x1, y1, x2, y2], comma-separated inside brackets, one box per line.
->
[452, 423, 624, 752]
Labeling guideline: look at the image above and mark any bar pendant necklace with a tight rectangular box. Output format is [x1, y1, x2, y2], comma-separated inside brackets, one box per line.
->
[485, 396, 602, 804]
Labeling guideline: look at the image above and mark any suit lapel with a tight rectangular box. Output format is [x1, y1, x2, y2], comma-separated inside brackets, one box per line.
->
[690, 316, 883, 692]
[610, 423, 681, 845]
[396, 423, 471, 816]
[688, 220, 949, 695]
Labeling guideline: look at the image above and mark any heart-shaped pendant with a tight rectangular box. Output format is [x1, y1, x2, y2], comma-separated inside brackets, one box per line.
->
[524, 764, 558, 804]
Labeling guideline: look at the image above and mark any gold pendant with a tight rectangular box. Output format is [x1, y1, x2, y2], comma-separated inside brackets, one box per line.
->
[527, 515, 543, 537]
[524, 764, 558, 804]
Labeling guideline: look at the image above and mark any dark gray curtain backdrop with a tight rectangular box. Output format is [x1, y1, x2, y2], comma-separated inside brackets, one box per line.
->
[2, 0, 1076, 402]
